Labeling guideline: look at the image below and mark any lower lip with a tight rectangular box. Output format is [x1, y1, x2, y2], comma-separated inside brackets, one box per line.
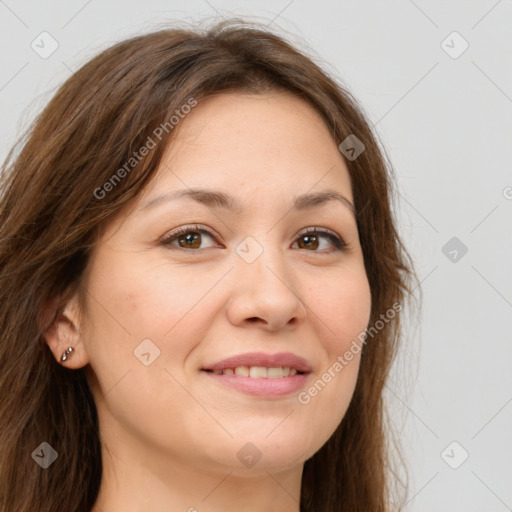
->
[201, 370, 310, 397]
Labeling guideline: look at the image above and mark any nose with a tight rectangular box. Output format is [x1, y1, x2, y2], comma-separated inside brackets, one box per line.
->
[226, 246, 308, 332]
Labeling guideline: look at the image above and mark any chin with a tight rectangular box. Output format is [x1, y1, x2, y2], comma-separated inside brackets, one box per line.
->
[198, 424, 323, 474]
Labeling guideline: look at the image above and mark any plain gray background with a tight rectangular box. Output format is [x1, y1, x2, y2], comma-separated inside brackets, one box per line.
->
[1, 1, 511, 510]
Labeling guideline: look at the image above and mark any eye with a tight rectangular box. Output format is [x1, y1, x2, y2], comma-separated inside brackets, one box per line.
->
[160, 225, 347, 253]
[160, 225, 219, 251]
[292, 227, 346, 252]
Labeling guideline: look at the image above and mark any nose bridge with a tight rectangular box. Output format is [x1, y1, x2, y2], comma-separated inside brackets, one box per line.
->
[236, 234, 290, 292]
[228, 233, 307, 330]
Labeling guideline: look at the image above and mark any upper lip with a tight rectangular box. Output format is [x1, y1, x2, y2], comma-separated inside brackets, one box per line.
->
[201, 352, 313, 373]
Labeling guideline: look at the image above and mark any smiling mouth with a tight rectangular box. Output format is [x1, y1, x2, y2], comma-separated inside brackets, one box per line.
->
[202, 366, 307, 378]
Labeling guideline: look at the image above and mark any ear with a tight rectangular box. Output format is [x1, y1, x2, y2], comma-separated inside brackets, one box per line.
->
[42, 292, 90, 369]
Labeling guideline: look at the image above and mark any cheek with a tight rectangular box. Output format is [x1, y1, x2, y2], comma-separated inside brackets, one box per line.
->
[310, 268, 372, 352]
[296, 270, 371, 440]
[83, 255, 227, 374]
[85, 251, 200, 333]
[81, 258, 218, 444]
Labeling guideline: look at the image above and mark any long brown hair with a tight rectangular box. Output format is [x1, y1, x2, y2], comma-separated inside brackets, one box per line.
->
[0, 19, 418, 512]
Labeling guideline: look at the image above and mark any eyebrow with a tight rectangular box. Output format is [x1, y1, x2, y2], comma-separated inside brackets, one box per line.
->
[138, 187, 355, 216]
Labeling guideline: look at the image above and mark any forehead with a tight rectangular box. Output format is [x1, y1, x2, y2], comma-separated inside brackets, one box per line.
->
[137, 91, 353, 211]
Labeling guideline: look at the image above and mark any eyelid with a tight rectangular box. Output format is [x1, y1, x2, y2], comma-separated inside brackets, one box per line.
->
[160, 224, 221, 251]
[293, 226, 346, 251]
[296, 226, 342, 241]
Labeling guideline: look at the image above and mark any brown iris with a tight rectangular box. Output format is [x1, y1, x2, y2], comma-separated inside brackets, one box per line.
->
[177, 231, 202, 249]
[297, 234, 319, 250]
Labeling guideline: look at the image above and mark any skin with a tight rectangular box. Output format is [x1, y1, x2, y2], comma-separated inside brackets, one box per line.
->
[44, 91, 372, 511]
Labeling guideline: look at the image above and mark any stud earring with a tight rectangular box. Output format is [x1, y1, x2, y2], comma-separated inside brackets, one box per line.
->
[60, 346, 74, 362]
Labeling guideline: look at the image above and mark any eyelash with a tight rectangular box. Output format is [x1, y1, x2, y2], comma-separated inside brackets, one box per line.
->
[160, 224, 347, 253]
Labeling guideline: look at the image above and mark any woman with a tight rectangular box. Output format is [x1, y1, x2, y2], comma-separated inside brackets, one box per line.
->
[0, 19, 417, 512]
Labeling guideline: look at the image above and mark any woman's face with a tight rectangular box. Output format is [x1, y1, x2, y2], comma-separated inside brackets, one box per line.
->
[76, 91, 371, 475]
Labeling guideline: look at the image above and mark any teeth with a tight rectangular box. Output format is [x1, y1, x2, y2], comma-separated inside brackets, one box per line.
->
[234, 366, 249, 377]
[211, 366, 300, 378]
[249, 366, 268, 378]
[267, 367, 283, 378]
